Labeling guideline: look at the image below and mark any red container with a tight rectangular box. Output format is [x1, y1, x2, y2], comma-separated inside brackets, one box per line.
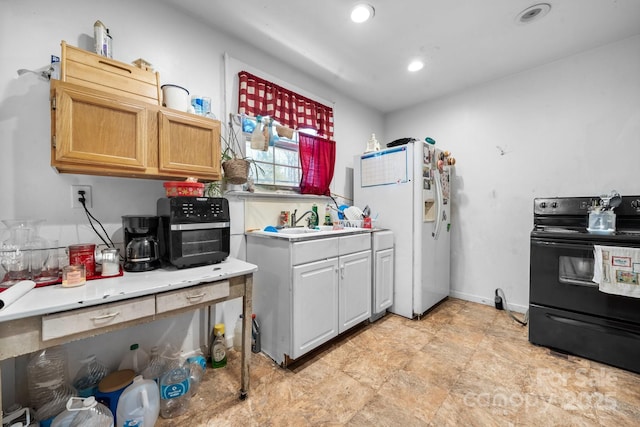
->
[68, 243, 97, 277]
[163, 181, 205, 197]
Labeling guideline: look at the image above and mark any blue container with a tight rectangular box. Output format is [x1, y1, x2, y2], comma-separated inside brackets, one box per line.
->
[95, 369, 135, 425]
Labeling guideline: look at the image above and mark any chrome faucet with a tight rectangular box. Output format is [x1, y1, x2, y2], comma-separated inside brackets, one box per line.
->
[291, 209, 318, 228]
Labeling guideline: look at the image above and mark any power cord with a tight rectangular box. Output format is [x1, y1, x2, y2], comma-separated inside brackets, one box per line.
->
[78, 191, 115, 248]
[495, 288, 529, 326]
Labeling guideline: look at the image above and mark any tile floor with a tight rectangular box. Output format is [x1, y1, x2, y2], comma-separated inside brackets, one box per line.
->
[157, 298, 640, 426]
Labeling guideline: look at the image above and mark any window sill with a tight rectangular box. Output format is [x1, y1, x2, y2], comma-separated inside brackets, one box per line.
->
[224, 190, 330, 201]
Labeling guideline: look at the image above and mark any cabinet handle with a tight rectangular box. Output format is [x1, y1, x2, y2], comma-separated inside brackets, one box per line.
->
[98, 60, 133, 74]
[340, 265, 345, 280]
[187, 293, 206, 301]
[90, 312, 120, 322]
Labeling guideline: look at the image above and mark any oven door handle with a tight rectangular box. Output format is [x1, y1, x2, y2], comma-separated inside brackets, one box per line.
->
[558, 277, 598, 288]
[531, 240, 594, 251]
[170, 222, 230, 231]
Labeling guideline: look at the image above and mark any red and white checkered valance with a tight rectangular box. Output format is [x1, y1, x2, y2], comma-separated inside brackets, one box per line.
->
[238, 71, 334, 140]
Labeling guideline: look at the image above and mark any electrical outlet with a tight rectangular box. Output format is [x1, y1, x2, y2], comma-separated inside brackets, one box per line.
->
[71, 185, 92, 208]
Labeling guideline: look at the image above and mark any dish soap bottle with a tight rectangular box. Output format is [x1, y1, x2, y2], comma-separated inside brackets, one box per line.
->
[210, 324, 227, 368]
[312, 204, 319, 227]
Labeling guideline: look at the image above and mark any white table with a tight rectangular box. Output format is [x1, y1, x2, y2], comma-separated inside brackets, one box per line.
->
[0, 258, 257, 419]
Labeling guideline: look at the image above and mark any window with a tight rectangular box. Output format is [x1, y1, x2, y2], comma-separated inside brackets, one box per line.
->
[242, 117, 314, 187]
[238, 71, 336, 195]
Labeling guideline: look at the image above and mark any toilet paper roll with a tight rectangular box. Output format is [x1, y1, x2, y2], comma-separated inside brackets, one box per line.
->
[0, 280, 36, 310]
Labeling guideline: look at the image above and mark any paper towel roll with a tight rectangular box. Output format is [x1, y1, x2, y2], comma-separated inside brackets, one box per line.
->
[0, 280, 36, 310]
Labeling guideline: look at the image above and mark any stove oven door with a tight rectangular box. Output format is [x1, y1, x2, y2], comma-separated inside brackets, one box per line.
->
[529, 235, 640, 373]
[530, 236, 640, 322]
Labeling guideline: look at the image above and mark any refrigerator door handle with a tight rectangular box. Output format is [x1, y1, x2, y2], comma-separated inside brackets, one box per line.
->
[432, 168, 443, 240]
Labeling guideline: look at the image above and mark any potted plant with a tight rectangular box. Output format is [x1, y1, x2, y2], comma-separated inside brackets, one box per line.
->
[205, 117, 261, 196]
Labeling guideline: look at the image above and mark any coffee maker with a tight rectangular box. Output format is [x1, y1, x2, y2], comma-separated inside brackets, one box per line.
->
[122, 215, 161, 272]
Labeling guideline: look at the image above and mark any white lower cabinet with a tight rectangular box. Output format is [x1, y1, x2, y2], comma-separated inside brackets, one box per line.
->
[292, 258, 339, 359]
[247, 232, 371, 366]
[339, 250, 372, 333]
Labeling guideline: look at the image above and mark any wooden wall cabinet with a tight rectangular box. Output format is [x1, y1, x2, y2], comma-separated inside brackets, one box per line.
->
[51, 80, 221, 181]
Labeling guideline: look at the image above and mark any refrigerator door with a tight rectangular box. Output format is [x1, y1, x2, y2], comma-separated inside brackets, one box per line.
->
[416, 145, 451, 315]
[354, 144, 415, 318]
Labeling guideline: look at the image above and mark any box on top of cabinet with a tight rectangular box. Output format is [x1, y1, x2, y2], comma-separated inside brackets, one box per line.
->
[60, 40, 161, 105]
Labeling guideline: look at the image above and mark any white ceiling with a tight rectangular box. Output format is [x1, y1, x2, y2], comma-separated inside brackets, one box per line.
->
[159, 0, 640, 113]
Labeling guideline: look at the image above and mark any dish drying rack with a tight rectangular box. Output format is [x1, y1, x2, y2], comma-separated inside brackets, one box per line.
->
[332, 219, 375, 229]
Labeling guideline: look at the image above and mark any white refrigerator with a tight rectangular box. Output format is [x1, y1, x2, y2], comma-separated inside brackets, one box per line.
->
[354, 140, 452, 319]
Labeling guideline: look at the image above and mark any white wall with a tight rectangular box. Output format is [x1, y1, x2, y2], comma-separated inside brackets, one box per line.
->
[0, 0, 381, 408]
[385, 35, 640, 311]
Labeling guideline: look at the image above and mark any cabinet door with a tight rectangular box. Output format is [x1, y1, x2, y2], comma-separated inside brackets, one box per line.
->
[52, 81, 148, 172]
[339, 250, 372, 333]
[374, 248, 394, 314]
[292, 258, 339, 359]
[158, 109, 221, 180]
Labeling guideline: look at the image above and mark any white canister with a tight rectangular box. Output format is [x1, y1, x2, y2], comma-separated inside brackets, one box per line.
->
[161, 84, 190, 112]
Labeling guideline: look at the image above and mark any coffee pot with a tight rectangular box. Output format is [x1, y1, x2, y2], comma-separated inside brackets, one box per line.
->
[122, 215, 161, 272]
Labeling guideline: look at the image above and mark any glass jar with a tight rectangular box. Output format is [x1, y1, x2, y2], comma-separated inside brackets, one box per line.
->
[100, 248, 120, 277]
[68, 244, 96, 277]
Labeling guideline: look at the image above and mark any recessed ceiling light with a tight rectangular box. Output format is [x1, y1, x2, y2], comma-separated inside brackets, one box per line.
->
[516, 3, 551, 24]
[408, 60, 424, 72]
[351, 3, 375, 23]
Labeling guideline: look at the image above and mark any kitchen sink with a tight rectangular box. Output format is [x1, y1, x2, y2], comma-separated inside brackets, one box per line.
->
[276, 228, 321, 235]
[248, 226, 371, 241]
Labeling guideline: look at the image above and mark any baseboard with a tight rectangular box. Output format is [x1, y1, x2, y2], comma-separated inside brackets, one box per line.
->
[450, 289, 528, 314]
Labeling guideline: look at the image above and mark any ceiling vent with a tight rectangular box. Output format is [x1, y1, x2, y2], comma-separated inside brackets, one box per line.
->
[516, 3, 551, 24]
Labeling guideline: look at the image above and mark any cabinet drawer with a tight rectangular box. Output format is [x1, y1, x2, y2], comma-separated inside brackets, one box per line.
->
[156, 281, 230, 313]
[62, 41, 160, 104]
[292, 238, 339, 265]
[42, 296, 155, 341]
[339, 234, 371, 255]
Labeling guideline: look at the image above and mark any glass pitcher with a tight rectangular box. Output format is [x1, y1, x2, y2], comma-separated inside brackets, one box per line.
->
[0, 219, 48, 285]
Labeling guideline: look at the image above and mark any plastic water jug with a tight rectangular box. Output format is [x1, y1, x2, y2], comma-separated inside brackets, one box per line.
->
[159, 354, 190, 419]
[51, 396, 113, 427]
[116, 375, 160, 427]
[118, 344, 149, 374]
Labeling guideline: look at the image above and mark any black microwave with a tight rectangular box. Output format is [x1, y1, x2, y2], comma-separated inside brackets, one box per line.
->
[157, 197, 230, 268]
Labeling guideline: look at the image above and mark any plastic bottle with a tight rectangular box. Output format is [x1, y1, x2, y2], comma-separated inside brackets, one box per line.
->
[233, 314, 243, 351]
[324, 205, 332, 226]
[116, 375, 160, 427]
[72, 354, 109, 398]
[251, 314, 261, 353]
[93, 20, 108, 57]
[311, 204, 319, 227]
[159, 353, 190, 419]
[141, 346, 166, 384]
[51, 396, 113, 427]
[34, 379, 77, 423]
[186, 355, 206, 397]
[119, 343, 149, 375]
[27, 346, 68, 411]
[210, 324, 227, 368]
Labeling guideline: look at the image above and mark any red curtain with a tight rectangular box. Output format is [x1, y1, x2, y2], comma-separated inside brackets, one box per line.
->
[298, 133, 336, 196]
[238, 71, 334, 139]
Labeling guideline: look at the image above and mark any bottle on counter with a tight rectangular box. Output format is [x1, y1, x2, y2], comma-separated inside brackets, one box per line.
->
[312, 204, 319, 227]
[119, 343, 149, 375]
[159, 353, 190, 419]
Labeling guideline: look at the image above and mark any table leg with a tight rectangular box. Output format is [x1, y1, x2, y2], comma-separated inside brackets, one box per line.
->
[239, 274, 252, 400]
